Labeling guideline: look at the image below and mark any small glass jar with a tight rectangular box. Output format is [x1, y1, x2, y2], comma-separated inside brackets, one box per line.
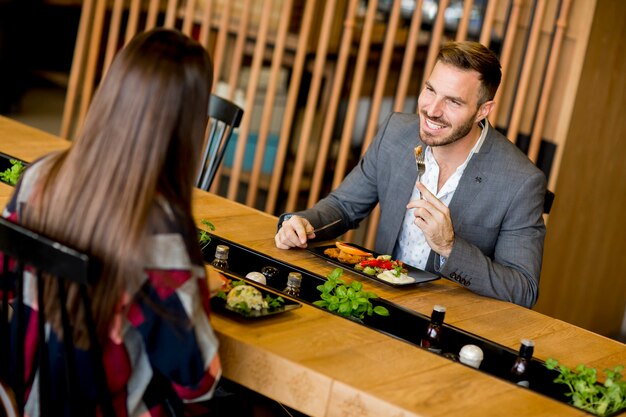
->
[261, 266, 279, 282]
[283, 272, 302, 297]
[211, 245, 230, 270]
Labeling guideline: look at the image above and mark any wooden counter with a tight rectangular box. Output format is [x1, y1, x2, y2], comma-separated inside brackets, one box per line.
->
[1, 116, 624, 417]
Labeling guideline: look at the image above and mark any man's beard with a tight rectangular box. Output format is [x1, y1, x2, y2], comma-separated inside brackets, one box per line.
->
[419, 110, 477, 147]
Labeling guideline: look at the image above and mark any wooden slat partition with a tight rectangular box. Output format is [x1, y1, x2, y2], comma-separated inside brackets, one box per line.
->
[284, 0, 337, 212]
[479, 0, 498, 47]
[226, 0, 275, 200]
[246, 0, 294, 205]
[265, 0, 317, 214]
[333, 0, 378, 188]
[420, 0, 450, 93]
[308, 0, 359, 207]
[456, 0, 474, 42]
[60, 0, 95, 139]
[528, 0, 572, 162]
[506, 0, 549, 144]
[61, 0, 579, 249]
[490, 0, 524, 126]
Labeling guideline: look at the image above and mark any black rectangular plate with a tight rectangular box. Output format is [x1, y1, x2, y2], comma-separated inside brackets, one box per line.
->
[210, 279, 302, 318]
[308, 243, 439, 287]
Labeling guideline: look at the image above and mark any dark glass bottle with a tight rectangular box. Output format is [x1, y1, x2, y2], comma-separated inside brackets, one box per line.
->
[510, 339, 534, 387]
[211, 245, 230, 270]
[420, 305, 446, 353]
[283, 272, 302, 297]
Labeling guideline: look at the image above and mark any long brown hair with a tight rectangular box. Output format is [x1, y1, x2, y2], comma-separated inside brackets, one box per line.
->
[22, 28, 213, 345]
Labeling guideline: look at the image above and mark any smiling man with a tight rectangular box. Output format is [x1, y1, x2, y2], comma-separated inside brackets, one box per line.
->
[275, 41, 547, 308]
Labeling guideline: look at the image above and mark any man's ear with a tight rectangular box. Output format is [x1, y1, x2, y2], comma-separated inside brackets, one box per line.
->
[475, 100, 495, 123]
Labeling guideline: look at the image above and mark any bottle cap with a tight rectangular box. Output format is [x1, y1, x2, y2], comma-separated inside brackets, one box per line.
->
[246, 271, 267, 285]
[459, 344, 484, 369]
[214, 245, 229, 259]
[433, 305, 446, 313]
[521, 339, 535, 347]
[287, 272, 302, 286]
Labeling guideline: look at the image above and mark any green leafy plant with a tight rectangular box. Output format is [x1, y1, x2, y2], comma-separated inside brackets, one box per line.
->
[197, 219, 215, 250]
[313, 268, 389, 321]
[0, 159, 25, 186]
[546, 358, 626, 416]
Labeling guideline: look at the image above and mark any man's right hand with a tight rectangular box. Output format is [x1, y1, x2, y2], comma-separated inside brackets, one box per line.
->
[275, 215, 315, 249]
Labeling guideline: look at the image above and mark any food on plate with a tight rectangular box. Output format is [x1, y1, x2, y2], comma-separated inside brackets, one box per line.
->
[335, 242, 372, 257]
[323, 247, 368, 265]
[323, 242, 373, 265]
[218, 280, 286, 314]
[226, 284, 267, 311]
[354, 255, 408, 277]
[376, 269, 414, 284]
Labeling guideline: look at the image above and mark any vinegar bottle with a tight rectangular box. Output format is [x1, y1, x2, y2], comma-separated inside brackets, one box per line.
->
[420, 305, 446, 353]
[283, 272, 302, 297]
[211, 245, 230, 271]
[510, 339, 534, 387]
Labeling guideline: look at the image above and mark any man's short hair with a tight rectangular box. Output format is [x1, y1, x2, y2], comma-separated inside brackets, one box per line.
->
[436, 41, 502, 104]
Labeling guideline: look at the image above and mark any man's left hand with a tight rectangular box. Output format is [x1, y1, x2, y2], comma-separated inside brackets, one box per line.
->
[406, 182, 455, 258]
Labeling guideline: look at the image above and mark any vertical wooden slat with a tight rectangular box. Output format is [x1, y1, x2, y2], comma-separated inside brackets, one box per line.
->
[226, 0, 253, 98]
[479, 0, 498, 47]
[209, 0, 252, 192]
[146, 0, 161, 30]
[124, 0, 142, 43]
[529, 0, 572, 162]
[361, 0, 401, 155]
[77, 0, 108, 135]
[284, 0, 337, 212]
[102, 0, 126, 74]
[227, 0, 275, 200]
[421, 0, 450, 92]
[199, 0, 214, 48]
[363, 0, 426, 248]
[332, 0, 378, 188]
[455, 0, 474, 42]
[308, 0, 359, 207]
[506, 0, 548, 144]
[212, 1, 233, 86]
[182, 0, 198, 35]
[489, 0, 524, 126]
[164, 0, 178, 28]
[361, 0, 402, 249]
[394, 0, 424, 111]
[265, 0, 317, 214]
[60, 0, 96, 138]
[246, 0, 293, 206]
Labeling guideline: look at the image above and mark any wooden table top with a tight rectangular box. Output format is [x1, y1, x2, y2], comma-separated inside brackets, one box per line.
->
[1, 116, 624, 417]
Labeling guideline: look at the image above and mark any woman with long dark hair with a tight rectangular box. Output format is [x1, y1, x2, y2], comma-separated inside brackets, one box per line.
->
[3, 28, 220, 416]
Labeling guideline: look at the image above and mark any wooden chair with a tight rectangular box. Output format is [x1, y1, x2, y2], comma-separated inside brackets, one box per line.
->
[196, 94, 244, 192]
[0, 217, 114, 417]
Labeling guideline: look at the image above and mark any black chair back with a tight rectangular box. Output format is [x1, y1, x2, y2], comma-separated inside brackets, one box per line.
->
[544, 189, 555, 214]
[196, 94, 244, 191]
[0, 217, 113, 417]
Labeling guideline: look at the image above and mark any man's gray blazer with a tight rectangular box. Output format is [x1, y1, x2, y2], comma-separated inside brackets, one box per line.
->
[282, 112, 547, 308]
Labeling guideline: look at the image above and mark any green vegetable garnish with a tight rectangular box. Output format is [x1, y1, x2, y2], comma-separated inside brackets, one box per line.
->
[0, 159, 25, 186]
[546, 358, 626, 416]
[197, 218, 215, 250]
[313, 268, 389, 320]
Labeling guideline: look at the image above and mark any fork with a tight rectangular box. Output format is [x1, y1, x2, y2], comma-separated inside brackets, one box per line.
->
[414, 145, 425, 183]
